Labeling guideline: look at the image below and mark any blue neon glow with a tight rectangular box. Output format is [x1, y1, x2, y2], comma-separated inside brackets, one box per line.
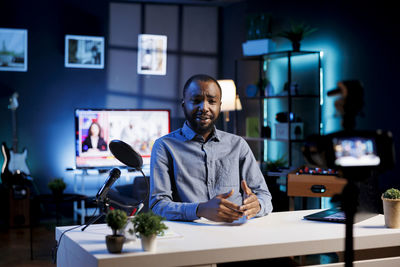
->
[262, 39, 342, 164]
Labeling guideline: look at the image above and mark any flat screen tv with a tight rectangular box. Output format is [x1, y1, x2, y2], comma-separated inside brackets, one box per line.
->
[75, 109, 170, 169]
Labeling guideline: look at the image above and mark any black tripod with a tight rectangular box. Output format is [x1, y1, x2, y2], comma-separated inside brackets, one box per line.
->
[81, 197, 136, 231]
[340, 178, 359, 267]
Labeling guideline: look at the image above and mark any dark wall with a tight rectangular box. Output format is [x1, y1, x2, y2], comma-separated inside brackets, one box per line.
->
[0, 0, 109, 192]
[222, 0, 400, 193]
[0, 0, 220, 194]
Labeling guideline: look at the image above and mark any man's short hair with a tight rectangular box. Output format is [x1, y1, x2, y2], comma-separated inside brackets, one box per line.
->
[182, 74, 222, 98]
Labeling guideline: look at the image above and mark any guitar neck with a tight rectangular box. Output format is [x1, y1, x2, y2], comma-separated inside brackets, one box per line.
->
[12, 109, 18, 152]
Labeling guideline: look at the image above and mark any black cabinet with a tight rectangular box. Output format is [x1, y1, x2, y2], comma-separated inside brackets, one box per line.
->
[235, 51, 322, 173]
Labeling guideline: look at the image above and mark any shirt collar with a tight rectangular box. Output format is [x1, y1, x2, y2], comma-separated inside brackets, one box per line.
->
[182, 121, 220, 142]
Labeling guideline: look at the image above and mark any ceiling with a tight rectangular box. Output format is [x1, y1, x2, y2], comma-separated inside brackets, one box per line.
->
[125, 0, 245, 7]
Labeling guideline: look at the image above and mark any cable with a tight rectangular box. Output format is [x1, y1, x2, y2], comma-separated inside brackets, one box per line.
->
[52, 206, 98, 264]
[139, 169, 149, 208]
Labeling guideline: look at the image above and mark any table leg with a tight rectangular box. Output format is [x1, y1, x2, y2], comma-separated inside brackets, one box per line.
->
[289, 196, 295, 211]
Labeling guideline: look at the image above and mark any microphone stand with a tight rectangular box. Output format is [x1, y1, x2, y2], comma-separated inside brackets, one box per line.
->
[82, 168, 148, 232]
[81, 196, 137, 231]
[81, 197, 110, 231]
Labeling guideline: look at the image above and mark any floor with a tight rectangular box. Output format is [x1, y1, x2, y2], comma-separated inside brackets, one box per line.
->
[0, 223, 55, 267]
[0, 197, 79, 267]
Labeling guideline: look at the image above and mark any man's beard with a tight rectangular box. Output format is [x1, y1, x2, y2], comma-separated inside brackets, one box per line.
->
[184, 110, 217, 135]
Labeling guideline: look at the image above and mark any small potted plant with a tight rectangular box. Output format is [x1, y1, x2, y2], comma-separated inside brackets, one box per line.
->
[278, 23, 317, 51]
[131, 211, 168, 252]
[48, 178, 66, 198]
[105, 209, 127, 253]
[263, 155, 288, 173]
[382, 188, 400, 228]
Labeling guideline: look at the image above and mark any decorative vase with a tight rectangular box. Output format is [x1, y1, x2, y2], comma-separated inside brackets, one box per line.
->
[382, 196, 400, 228]
[106, 235, 125, 253]
[140, 234, 157, 252]
[117, 218, 136, 243]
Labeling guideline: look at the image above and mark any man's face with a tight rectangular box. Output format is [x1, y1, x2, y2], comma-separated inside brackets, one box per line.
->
[182, 80, 221, 136]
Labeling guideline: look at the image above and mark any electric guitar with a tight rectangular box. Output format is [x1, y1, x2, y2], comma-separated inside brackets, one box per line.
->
[1, 92, 31, 186]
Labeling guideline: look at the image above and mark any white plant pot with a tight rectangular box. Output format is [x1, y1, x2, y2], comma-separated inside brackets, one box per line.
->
[140, 234, 157, 252]
[382, 196, 400, 228]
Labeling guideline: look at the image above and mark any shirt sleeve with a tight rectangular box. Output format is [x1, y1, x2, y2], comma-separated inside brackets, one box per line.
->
[239, 138, 273, 217]
[149, 139, 200, 221]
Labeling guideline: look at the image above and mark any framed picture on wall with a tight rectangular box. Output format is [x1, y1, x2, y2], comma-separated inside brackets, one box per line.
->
[137, 34, 167, 75]
[65, 35, 105, 69]
[0, 28, 28, 72]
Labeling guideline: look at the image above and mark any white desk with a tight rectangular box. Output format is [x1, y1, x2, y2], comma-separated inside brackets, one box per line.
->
[55, 210, 400, 267]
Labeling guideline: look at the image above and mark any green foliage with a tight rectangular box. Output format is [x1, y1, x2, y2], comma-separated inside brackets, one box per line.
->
[48, 178, 66, 192]
[0, 51, 13, 56]
[106, 209, 128, 236]
[383, 188, 400, 199]
[265, 155, 288, 172]
[278, 23, 317, 42]
[131, 212, 168, 238]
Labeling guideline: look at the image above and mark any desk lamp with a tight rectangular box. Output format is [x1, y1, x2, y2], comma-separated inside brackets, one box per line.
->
[218, 79, 242, 133]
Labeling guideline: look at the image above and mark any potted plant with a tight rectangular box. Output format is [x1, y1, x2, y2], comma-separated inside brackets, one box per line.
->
[382, 188, 400, 228]
[48, 178, 66, 198]
[131, 211, 168, 252]
[263, 155, 288, 173]
[105, 209, 127, 253]
[278, 23, 317, 51]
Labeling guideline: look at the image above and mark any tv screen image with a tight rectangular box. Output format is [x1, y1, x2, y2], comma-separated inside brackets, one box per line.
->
[333, 137, 380, 167]
[75, 109, 170, 168]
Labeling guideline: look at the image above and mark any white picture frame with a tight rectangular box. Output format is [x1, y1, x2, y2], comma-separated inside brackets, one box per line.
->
[0, 28, 28, 72]
[65, 35, 104, 69]
[137, 34, 167, 75]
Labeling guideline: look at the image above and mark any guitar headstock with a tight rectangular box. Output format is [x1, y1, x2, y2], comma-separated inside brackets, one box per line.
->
[8, 92, 19, 111]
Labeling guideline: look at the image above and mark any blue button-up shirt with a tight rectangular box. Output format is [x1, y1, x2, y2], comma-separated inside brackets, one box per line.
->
[150, 122, 273, 221]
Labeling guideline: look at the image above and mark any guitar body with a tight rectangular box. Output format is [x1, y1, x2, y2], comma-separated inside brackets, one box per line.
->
[9, 149, 30, 175]
[1, 143, 30, 186]
[1, 142, 12, 185]
[1, 93, 32, 186]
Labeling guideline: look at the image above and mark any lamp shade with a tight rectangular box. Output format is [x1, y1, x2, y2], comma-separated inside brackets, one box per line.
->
[218, 79, 237, 111]
[235, 94, 242, 111]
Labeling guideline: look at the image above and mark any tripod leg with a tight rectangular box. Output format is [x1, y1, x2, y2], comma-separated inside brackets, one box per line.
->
[342, 180, 359, 267]
[81, 214, 104, 231]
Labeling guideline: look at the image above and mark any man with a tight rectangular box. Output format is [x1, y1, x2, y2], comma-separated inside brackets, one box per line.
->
[150, 74, 272, 222]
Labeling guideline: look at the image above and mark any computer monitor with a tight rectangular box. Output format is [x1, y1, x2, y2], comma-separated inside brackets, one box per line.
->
[74, 109, 170, 169]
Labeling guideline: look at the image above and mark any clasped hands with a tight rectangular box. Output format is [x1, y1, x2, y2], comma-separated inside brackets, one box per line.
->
[196, 180, 260, 223]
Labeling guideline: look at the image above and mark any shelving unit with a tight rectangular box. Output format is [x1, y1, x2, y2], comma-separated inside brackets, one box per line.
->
[235, 50, 322, 172]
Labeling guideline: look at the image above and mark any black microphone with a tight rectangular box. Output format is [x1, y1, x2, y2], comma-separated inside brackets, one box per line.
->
[96, 168, 121, 202]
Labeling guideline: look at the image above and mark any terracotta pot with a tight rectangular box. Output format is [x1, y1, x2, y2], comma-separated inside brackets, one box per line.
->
[382, 196, 400, 228]
[140, 234, 157, 252]
[106, 235, 125, 253]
